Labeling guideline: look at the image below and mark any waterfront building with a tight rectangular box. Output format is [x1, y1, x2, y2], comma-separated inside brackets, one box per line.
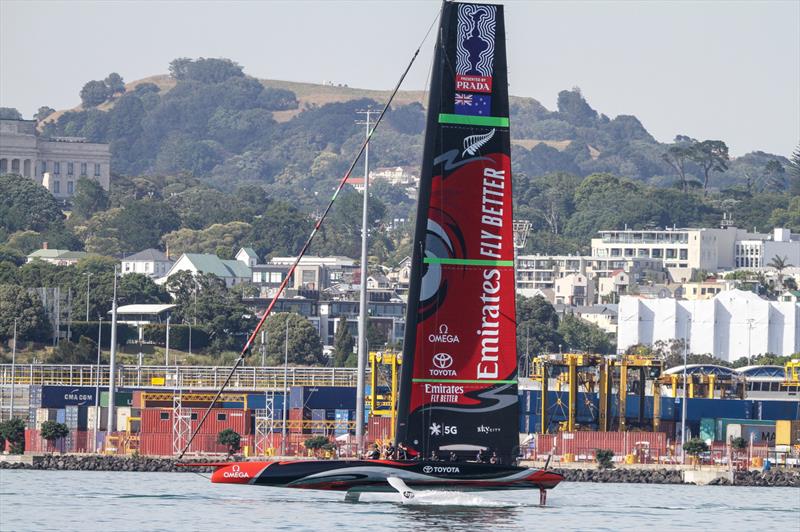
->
[121, 249, 173, 279]
[617, 289, 800, 361]
[269, 256, 358, 291]
[0, 119, 111, 199]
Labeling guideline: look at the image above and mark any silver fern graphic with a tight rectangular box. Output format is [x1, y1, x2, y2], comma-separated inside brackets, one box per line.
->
[462, 128, 496, 156]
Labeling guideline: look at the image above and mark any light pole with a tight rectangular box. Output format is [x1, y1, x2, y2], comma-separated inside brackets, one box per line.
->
[10, 318, 17, 419]
[107, 265, 119, 434]
[281, 315, 290, 457]
[94, 316, 102, 452]
[165, 315, 171, 367]
[83, 272, 93, 322]
[680, 317, 691, 464]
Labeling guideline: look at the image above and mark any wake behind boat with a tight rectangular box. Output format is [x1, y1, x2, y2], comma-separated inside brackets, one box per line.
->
[182, 0, 563, 503]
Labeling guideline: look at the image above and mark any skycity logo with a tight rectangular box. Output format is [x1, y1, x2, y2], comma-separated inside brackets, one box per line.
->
[477, 425, 501, 434]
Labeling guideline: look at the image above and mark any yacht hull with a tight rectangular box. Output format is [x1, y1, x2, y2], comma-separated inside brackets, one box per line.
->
[201, 459, 563, 493]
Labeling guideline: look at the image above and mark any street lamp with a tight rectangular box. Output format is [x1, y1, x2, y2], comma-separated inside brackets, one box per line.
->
[281, 314, 290, 457]
[680, 317, 691, 464]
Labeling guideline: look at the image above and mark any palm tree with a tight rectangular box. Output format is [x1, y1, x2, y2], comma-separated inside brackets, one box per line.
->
[767, 255, 793, 290]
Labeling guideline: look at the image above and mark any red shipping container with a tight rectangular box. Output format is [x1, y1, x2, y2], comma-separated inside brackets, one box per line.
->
[140, 432, 173, 456]
[190, 408, 249, 436]
[141, 408, 174, 434]
[132, 390, 144, 409]
[367, 416, 392, 443]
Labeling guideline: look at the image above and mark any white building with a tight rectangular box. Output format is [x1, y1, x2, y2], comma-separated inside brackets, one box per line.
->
[0, 119, 111, 199]
[735, 228, 800, 269]
[121, 249, 174, 278]
[617, 289, 799, 361]
[591, 226, 800, 282]
[159, 250, 252, 288]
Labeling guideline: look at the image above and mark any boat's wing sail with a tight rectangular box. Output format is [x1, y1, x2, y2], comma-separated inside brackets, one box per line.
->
[396, 1, 518, 463]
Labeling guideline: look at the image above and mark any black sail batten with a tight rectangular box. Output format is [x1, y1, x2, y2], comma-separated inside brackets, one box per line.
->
[396, 1, 518, 463]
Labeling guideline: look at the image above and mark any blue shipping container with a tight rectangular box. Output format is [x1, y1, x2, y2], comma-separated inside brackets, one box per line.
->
[41, 386, 97, 408]
[290, 386, 357, 410]
[246, 393, 285, 411]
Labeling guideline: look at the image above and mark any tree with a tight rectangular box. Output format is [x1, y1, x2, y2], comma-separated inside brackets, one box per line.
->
[161, 222, 253, 257]
[80, 80, 111, 107]
[304, 435, 334, 457]
[690, 140, 729, 195]
[789, 145, 800, 196]
[0, 284, 50, 342]
[72, 177, 109, 219]
[217, 428, 241, 456]
[50, 336, 98, 364]
[516, 295, 563, 357]
[40, 421, 70, 453]
[558, 314, 613, 354]
[0, 107, 22, 119]
[683, 438, 709, 465]
[767, 255, 792, 289]
[34, 106, 56, 122]
[0, 174, 65, 233]
[763, 160, 786, 191]
[332, 316, 354, 367]
[0, 418, 25, 454]
[661, 136, 697, 193]
[260, 312, 324, 366]
[595, 449, 614, 469]
[104, 72, 126, 95]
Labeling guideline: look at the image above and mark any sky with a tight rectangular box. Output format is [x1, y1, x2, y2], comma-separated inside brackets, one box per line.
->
[1, 0, 798, 157]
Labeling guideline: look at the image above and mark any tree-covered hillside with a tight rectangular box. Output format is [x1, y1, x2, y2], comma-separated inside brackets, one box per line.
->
[35, 57, 792, 208]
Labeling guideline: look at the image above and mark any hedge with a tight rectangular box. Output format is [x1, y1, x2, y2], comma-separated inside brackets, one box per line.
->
[141, 323, 210, 351]
[69, 321, 136, 348]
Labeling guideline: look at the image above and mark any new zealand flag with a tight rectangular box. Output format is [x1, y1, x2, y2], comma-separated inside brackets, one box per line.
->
[454, 92, 491, 116]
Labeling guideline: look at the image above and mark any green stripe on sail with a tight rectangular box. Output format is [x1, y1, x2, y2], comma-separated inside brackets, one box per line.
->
[413, 378, 517, 385]
[423, 257, 514, 267]
[438, 114, 509, 127]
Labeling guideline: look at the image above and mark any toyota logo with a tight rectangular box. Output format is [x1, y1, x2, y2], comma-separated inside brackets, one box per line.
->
[423, 465, 433, 473]
[432, 353, 453, 369]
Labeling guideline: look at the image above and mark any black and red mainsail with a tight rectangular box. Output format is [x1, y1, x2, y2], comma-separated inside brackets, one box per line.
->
[396, 1, 518, 463]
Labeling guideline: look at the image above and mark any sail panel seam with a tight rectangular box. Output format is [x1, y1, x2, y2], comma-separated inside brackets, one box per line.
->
[423, 257, 513, 266]
[438, 113, 509, 127]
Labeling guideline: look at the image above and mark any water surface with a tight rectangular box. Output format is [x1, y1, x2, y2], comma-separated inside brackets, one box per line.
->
[1, 470, 797, 531]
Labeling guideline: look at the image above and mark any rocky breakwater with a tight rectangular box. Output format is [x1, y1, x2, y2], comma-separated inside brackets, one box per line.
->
[553, 467, 684, 484]
[0, 455, 217, 473]
[706, 469, 800, 488]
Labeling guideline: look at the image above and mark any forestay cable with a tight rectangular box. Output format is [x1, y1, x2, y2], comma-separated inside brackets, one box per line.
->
[178, 6, 442, 460]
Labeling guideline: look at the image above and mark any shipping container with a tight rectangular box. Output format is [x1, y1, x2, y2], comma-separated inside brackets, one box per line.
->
[65, 405, 88, 430]
[334, 409, 349, 436]
[100, 391, 133, 407]
[716, 418, 775, 442]
[87, 406, 109, 431]
[41, 386, 97, 408]
[141, 408, 174, 434]
[289, 386, 356, 410]
[751, 400, 800, 421]
[775, 420, 800, 446]
[725, 423, 776, 444]
[116, 407, 132, 432]
[246, 392, 285, 411]
[35, 408, 58, 430]
[56, 409, 66, 424]
[699, 418, 716, 442]
[367, 415, 393, 443]
[191, 408, 249, 436]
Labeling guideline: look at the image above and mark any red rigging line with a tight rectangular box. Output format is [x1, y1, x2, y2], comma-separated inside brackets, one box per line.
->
[177, 8, 442, 460]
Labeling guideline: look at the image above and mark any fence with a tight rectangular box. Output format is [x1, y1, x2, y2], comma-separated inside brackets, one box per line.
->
[0, 364, 361, 390]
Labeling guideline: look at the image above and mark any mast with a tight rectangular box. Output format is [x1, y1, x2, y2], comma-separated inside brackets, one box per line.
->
[396, 1, 518, 463]
[107, 265, 118, 433]
[355, 108, 374, 454]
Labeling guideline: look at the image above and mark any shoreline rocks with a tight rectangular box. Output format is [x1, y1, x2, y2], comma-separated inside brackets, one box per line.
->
[1, 455, 798, 487]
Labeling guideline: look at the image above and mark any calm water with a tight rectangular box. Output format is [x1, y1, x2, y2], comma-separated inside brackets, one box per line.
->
[1, 470, 798, 531]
